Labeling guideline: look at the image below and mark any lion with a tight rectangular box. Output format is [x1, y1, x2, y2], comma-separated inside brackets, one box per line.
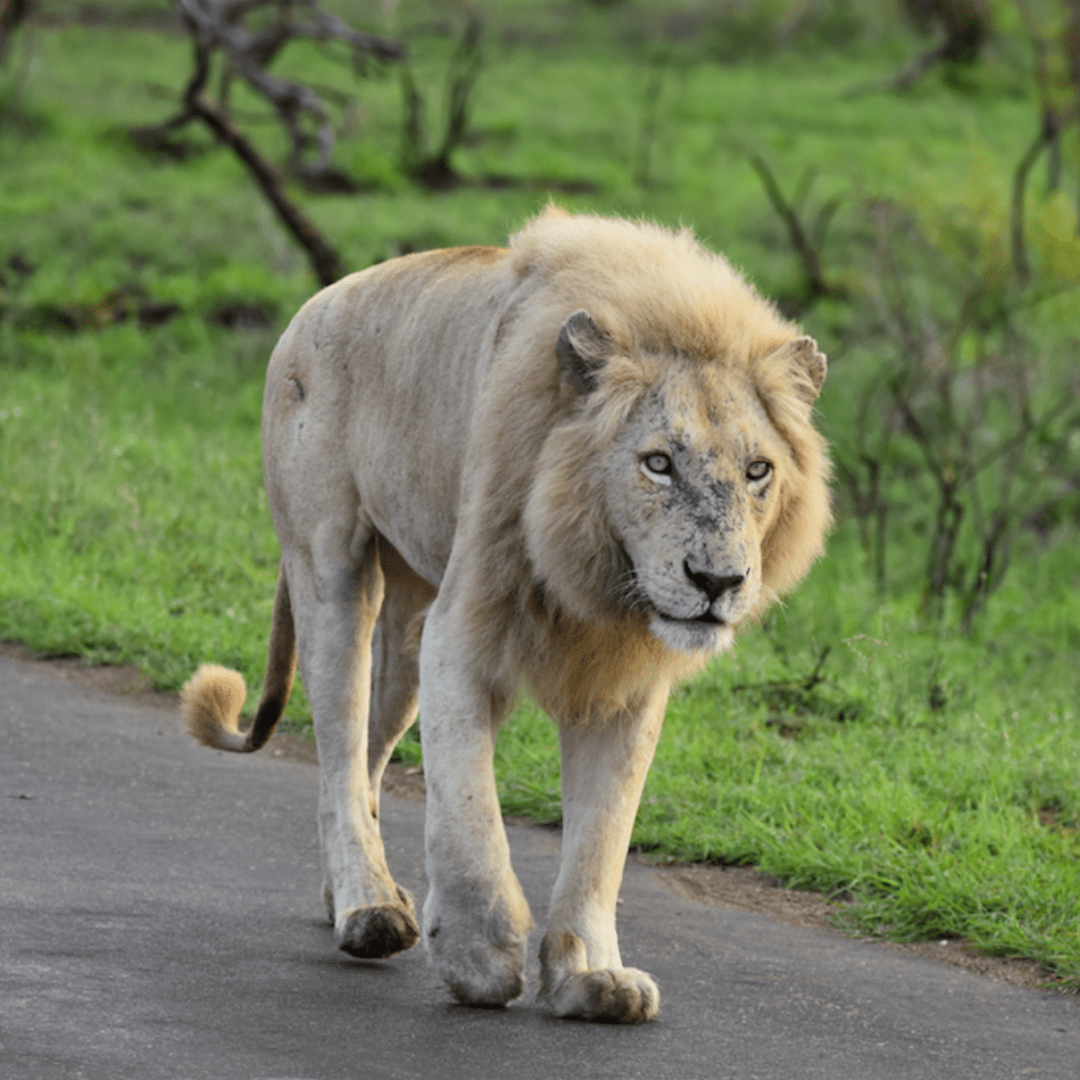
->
[181, 206, 831, 1024]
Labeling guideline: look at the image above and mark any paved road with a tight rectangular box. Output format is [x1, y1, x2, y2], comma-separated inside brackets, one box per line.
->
[1, 654, 1077, 1080]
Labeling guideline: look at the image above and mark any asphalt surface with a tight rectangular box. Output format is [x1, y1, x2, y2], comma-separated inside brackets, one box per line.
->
[1, 653, 1078, 1080]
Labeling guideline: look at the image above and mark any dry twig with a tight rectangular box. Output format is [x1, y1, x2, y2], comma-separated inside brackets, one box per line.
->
[0, 0, 31, 63]
[843, 0, 990, 97]
[893, 0, 991, 90]
[135, 0, 400, 286]
[400, 14, 484, 190]
[747, 153, 839, 305]
[1010, 0, 1080, 284]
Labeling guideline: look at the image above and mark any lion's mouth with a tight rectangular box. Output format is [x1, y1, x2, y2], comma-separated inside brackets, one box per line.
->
[656, 610, 727, 628]
[691, 610, 724, 626]
[649, 609, 735, 655]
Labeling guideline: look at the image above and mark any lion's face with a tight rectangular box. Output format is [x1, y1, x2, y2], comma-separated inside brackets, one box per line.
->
[524, 309, 827, 659]
[602, 365, 786, 653]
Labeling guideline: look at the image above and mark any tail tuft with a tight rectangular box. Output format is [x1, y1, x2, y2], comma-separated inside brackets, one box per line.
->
[181, 664, 252, 752]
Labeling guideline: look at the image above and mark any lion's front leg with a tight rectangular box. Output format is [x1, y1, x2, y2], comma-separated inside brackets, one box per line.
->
[418, 604, 533, 1007]
[540, 685, 669, 1023]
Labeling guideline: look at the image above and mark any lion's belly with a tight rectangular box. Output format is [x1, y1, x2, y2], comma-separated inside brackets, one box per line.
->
[359, 480, 458, 590]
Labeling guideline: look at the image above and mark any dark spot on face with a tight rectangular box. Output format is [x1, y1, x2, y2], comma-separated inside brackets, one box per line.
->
[677, 480, 706, 509]
[708, 479, 736, 505]
[691, 511, 722, 532]
[288, 374, 305, 402]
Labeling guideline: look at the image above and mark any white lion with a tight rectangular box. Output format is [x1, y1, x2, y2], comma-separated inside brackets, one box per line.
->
[182, 207, 831, 1023]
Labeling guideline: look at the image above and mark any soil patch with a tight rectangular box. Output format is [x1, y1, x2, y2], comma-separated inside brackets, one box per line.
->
[1, 643, 1065, 995]
[652, 861, 1062, 993]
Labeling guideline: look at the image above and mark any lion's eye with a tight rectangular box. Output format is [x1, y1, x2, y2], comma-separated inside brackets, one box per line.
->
[641, 453, 674, 484]
[746, 460, 772, 482]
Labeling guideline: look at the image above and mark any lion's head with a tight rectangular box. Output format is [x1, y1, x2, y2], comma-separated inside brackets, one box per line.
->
[514, 213, 831, 662]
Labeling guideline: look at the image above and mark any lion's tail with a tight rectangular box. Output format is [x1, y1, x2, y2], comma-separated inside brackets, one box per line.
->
[181, 565, 297, 754]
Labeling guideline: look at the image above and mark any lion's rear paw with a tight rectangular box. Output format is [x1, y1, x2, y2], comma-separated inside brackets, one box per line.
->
[336, 902, 419, 959]
[547, 968, 660, 1024]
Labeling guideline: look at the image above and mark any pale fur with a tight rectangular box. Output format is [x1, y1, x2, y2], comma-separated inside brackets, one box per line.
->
[181, 664, 248, 751]
[180, 207, 831, 1023]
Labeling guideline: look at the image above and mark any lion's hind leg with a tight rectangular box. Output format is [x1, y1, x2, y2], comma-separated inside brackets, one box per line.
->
[366, 537, 436, 816]
[318, 538, 434, 946]
[287, 527, 420, 961]
[538, 688, 668, 1023]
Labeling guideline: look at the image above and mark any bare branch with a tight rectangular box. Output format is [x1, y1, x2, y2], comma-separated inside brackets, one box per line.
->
[1010, 109, 1078, 285]
[845, 0, 991, 96]
[437, 13, 483, 164]
[1010, 1, 1080, 278]
[747, 152, 834, 303]
[891, 39, 952, 92]
[971, 393, 1078, 475]
[171, 0, 399, 181]
[185, 76, 346, 286]
[134, 0, 400, 285]
[839, 198, 1080, 630]
[401, 14, 486, 191]
[896, 0, 990, 89]
[0, 0, 32, 65]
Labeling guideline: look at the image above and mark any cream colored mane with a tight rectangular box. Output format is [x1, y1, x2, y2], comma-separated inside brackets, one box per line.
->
[456, 208, 831, 719]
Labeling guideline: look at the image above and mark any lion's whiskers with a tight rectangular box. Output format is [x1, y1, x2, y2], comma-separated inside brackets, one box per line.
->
[611, 567, 652, 615]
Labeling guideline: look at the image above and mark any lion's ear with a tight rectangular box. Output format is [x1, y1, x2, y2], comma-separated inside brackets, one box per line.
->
[556, 309, 612, 395]
[774, 335, 827, 402]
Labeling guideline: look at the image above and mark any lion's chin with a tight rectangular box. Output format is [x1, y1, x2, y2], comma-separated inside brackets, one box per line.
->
[649, 614, 734, 655]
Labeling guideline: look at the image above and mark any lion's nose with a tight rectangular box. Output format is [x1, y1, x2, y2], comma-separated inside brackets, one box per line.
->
[683, 560, 745, 603]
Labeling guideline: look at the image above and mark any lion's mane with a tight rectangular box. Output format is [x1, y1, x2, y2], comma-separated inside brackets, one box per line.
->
[448, 208, 831, 719]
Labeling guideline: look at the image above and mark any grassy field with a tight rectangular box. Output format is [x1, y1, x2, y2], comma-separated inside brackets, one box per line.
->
[2, 2, 1079, 987]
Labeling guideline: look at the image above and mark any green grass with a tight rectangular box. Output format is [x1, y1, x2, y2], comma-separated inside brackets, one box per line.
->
[2, 5, 1079, 989]
[489, 542, 1080, 983]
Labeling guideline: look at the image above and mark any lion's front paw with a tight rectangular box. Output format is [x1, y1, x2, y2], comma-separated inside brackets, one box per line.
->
[433, 939, 527, 1008]
[425, 894, 531, 1008]
[546, 967, 660, 1024]
[336, 900, 420, 959]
